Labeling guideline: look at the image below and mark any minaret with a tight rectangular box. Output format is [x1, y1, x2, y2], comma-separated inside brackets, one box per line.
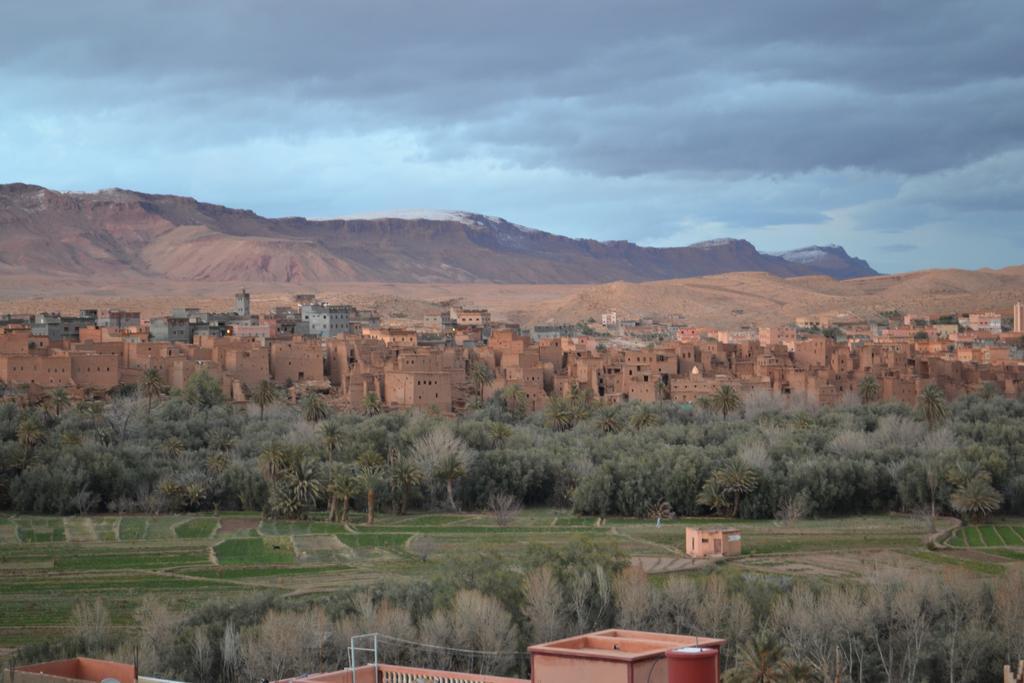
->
[1014, 302, 1023, 333]
[234, 288, 251, 318]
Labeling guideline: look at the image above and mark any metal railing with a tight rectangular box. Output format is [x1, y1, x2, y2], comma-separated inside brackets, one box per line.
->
[378, 664, 527, 683]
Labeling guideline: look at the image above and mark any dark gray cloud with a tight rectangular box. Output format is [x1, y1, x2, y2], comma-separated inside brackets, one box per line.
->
[1, 0, 1022, 270]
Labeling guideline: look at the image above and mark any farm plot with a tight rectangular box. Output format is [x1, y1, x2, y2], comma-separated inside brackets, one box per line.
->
[947, 523, 1024, 548]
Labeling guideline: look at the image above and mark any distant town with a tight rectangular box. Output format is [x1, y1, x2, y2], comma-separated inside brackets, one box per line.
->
[2, 289, 1023, 413]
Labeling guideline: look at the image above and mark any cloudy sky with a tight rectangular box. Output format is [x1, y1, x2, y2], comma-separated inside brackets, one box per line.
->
[2, 1, 1023, 273]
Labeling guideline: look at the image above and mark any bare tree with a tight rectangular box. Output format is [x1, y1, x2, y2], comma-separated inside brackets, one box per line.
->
[240, 607, 338, 681]
[487, 492, 522, 527]
[134, 596, 180, 676]
[411, 426, 473, 510]
[221, 620, 241, 683]
[450, 589, 519, 674]
[995, 569, 1024, 666]
[70, 598, 113, 654]
[191, 625, 212, 682]
[775, 491, 810, 527]
[613, 565, 653, 630]
[523, 567, 566, 644]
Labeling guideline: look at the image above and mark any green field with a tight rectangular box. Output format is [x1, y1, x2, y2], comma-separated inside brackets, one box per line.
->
[947, 522, 1024, 549]
[0, 511, 1020, 652]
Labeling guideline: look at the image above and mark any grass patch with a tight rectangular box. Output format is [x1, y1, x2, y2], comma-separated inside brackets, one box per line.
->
[947, 529, 966, 547]
[979, 526, 1004, 546]
[118, 517, 149, 540]
[988, 549, 1024, 561]
[258, 520, 347, 536]
[174, 518, 219, 539]
[909, 551, 1005, 576]
[55, 549, 210, 571]
[996, 526, 1024, 545]
[16, 521, 65, 544]
[215, 537, 294, 565]
[181, 565, 345, 580]
[963, 527, 984, 547]
[338, 532, 412, 549]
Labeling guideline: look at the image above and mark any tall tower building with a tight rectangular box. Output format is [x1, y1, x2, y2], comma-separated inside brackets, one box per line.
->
[234, 288, 251, 318]
[1014, 301, 1023, 334]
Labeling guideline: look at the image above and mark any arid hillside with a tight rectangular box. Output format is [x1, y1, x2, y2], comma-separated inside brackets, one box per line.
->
[0, 183, 876, 284]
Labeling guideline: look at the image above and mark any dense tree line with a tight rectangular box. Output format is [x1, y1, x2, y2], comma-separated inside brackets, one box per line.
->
[20, 542, 1024, 682]
[2, 373, 1023, 523]
[5, 375, 1024, 680]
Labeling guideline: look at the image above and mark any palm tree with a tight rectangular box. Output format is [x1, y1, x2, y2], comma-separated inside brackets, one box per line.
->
[319, 420, 345, 464]
[919, 385, 948, 429]
[545, 396, 576, 431]
[487, 421, 512, 448]
[258, 442, 290, 484]
[696, 479, 729, 515]
[503, 384, 528, 418]
[714, 459, 759, 517]
[250, 379, 278, 420]
[16, 416, 44, 455]
[950, 473, 1002, 523]
[356, 453, 386, 525]
[468, 361, 494, 399]
[694, 395, 714, 415]
[596, 409, 623, 434]
[858, 375, 880, 404]
[387, 450, 423, 515]
[711, 385, 743, 420]
[45, 388, 71, 419]
[285, 457, 323, 512]
[301, 392, 330, 423]
[630, 407, 658, 430]
[434, 449, 467, 512]
[362, 392, 383, 416]
[326, 464, 358, 522]
[726, 631, 790, 683]
[138, 368, 165, 414]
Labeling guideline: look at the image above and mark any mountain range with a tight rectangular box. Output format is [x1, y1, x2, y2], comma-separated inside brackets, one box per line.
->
[0, 183, 877, 284]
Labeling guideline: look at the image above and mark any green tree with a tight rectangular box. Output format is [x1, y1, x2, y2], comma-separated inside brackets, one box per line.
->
[387, 449, 423, 515]
[469, 361, 495, 399]
[596, 409, 623, 434]
[919, 385, 948, 429]
[16, 415, 44, 456]
[725, 631, 791, 683]
[714, 459, 759, 517]
[356, 452, 386, 525]
[858, 375, 880, 404]
[487, 421, 513, 448]
[629, 407, 658, 430]
[285, 457, 322, 512]
[362, 392, 383, 416]
[45, 388, 71, 419]
[320, 420, 345, 464]
[300, 392, 329, 423]
[696, 479, 729, 515]
[502, 384, 529, 419]
[950, 474, 1002, 523]
[184, 369, 224, 409]
[545, 396, 576, 431]
[258, 442, 291, 485]
[326, 464, 358, 522]
[250, 379, 278, 420]
[138, 369, 165, 414]
[711, 385, 743, 420]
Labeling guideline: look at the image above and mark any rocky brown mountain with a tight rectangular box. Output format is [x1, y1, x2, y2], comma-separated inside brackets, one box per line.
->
[0, 184, 877, 283]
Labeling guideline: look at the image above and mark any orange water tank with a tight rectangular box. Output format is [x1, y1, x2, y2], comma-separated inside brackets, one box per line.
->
[666, 646, 719, 683]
